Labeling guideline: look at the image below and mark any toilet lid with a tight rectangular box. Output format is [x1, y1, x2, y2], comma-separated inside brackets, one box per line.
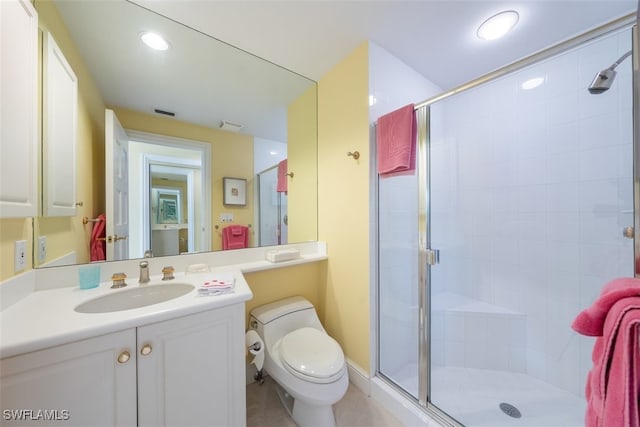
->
[280, 327, 344, 382]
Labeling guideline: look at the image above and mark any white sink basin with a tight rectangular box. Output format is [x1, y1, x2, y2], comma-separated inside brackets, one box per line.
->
[75, 283, 195, 313]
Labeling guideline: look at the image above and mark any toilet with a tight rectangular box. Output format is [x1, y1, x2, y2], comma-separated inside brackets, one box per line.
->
[249, 296, 348, 427]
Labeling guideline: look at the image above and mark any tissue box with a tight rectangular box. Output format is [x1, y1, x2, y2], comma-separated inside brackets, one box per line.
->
[265, 248, 300, 263]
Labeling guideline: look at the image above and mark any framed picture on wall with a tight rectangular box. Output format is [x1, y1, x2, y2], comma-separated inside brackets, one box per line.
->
[223, 177, 247, 206]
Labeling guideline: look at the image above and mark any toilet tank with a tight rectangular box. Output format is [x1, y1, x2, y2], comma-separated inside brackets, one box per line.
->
[250, 296, 324, 344]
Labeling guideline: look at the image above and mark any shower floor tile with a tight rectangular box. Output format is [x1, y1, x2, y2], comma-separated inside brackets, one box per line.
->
[387, 364, 585, 427]
[431, 366, 585, 426]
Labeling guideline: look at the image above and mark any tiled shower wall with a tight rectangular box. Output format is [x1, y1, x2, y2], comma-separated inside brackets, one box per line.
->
[429, 27, 634, 396]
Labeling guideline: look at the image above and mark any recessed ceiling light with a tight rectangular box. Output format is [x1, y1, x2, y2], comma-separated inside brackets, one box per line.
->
[521, 77, 545, 90]
[477, 10, 519, 41]
[140, 32, 169, 51]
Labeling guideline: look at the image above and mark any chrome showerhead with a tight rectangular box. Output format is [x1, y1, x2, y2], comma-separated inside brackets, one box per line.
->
[587, 49, 632, 95]
[588, 68, 617, 94]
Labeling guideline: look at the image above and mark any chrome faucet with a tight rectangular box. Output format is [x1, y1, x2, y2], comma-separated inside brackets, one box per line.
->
[139, 260, 150, 284]
[144, 250, 153, 258]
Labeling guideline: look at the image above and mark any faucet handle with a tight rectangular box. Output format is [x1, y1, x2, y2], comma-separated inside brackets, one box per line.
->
[162, 266, 175, 281]
[111, 272, 127, 289]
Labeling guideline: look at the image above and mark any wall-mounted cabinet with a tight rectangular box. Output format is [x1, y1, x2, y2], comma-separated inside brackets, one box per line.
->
[42, 31, 78, 217]
[0, 0, 38, 218]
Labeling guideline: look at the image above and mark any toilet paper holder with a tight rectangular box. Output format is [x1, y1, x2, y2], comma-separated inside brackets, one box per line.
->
[247, 341, 261, 352]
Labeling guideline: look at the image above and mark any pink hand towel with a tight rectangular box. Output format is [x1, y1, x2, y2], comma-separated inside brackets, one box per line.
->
[277, 159, 288, 194]
[377, 104, 416, 177]
[90, 214, 106, 261]
[222, 225, 249, 250]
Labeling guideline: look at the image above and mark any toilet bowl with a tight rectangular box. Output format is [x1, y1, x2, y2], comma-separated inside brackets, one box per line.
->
[250, 296, 348, 427]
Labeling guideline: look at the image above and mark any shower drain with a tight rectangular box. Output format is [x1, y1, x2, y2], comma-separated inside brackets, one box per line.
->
[499, 402, 522, 419]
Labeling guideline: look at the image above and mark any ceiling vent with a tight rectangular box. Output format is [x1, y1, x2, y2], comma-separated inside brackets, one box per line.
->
[220, 120, 243, 132]
[154, 108, 175, 117]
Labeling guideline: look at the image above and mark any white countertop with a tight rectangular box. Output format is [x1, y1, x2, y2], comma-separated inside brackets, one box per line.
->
[0, 270, 252, 359]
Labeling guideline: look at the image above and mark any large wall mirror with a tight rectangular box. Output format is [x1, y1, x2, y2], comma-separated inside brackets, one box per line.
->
[33, 0, 318, 268]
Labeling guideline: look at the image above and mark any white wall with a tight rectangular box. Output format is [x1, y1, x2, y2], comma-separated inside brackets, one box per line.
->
[429, 27, 634, 395]
[372, 41, 442, 391]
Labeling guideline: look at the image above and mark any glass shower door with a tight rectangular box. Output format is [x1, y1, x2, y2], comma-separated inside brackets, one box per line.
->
[257, 165, 288, 247]
[427, 27, 634, 426]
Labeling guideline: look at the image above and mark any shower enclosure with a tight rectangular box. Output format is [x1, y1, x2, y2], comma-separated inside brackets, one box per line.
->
[257, 165, 288, 247]
[377, 21, 637, 427]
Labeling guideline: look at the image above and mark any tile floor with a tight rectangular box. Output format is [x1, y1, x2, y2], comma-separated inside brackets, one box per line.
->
[246, 376, 404, 427]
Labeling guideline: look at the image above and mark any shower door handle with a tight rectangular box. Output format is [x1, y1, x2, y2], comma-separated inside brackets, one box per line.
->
[426, 249, 440, 265]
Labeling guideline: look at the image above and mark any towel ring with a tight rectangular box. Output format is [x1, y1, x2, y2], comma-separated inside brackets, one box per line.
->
[347, 151, 360, 160]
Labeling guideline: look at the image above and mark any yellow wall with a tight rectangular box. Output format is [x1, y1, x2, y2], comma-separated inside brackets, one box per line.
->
[112, 108, 255, 250]
[287, 86, 318, 243]
[317, 42, 371, 371]
[33, 0, 106, 267]
[0, 219, 33, 281]
[243, 262, 327, 327]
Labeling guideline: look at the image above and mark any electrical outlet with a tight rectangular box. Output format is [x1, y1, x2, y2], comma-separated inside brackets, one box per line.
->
[14, 240, 27, 272]
[38, 236, 47, 263]
[220, 213, 234, 223]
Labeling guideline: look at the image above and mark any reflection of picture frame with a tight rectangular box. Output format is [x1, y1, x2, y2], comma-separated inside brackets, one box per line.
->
[223, 177, 247, 206]
[159, 198, 178, 223]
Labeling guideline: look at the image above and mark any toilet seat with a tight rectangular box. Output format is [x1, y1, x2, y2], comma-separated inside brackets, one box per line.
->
[280, 327, 345, 384]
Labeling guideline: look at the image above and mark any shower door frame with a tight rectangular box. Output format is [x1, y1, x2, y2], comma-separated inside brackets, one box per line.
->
[375, 12, 639, 427]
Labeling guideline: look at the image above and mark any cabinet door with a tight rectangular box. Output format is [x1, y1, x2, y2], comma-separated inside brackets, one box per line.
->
[0, 0, 38, 218]
[42, 31, 78, 217]
[0, 329, 137, 426]
[137, 305, 246, 427]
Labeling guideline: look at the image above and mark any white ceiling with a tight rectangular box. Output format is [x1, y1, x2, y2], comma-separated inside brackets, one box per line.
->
[134, 0, 637, 90]
[56, 1, 637, 142]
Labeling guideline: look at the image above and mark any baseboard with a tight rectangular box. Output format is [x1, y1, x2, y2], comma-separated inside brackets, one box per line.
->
[345, 357, 371, 396]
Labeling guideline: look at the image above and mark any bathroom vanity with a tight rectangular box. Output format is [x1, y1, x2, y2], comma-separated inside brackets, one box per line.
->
[0, 272, 251, 426]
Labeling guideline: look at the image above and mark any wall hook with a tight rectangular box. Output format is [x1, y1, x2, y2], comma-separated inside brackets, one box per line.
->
[347, 151, 360, 160]
[286, 172, 294, 178]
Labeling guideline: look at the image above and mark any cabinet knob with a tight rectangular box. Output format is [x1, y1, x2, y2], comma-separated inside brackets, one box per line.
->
[117, 350, 130, 364]
[140, 344, 153, 356]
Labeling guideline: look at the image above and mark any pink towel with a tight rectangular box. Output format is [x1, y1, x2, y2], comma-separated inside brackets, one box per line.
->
[277, 159, 288, 194]
[376, 104, 416, 176]
[89, 214, 106, 261]
[572, 277, 640, 336]
[222, 225, 249, 250]
[572, 277, 640, 427]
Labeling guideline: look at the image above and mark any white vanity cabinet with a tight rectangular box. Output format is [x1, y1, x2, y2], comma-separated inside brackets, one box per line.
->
[0, 0, 38, 218]
[137, 304, 246, 426]
[0, 305, 246, 426]
[0, 329, 138, 425]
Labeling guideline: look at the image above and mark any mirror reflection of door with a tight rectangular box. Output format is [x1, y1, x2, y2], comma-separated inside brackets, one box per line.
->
[130, 133, 210, 259]
[105, 110, 210, 259]
[149, 165, 192, 257]
[105, 109, 130, 261]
